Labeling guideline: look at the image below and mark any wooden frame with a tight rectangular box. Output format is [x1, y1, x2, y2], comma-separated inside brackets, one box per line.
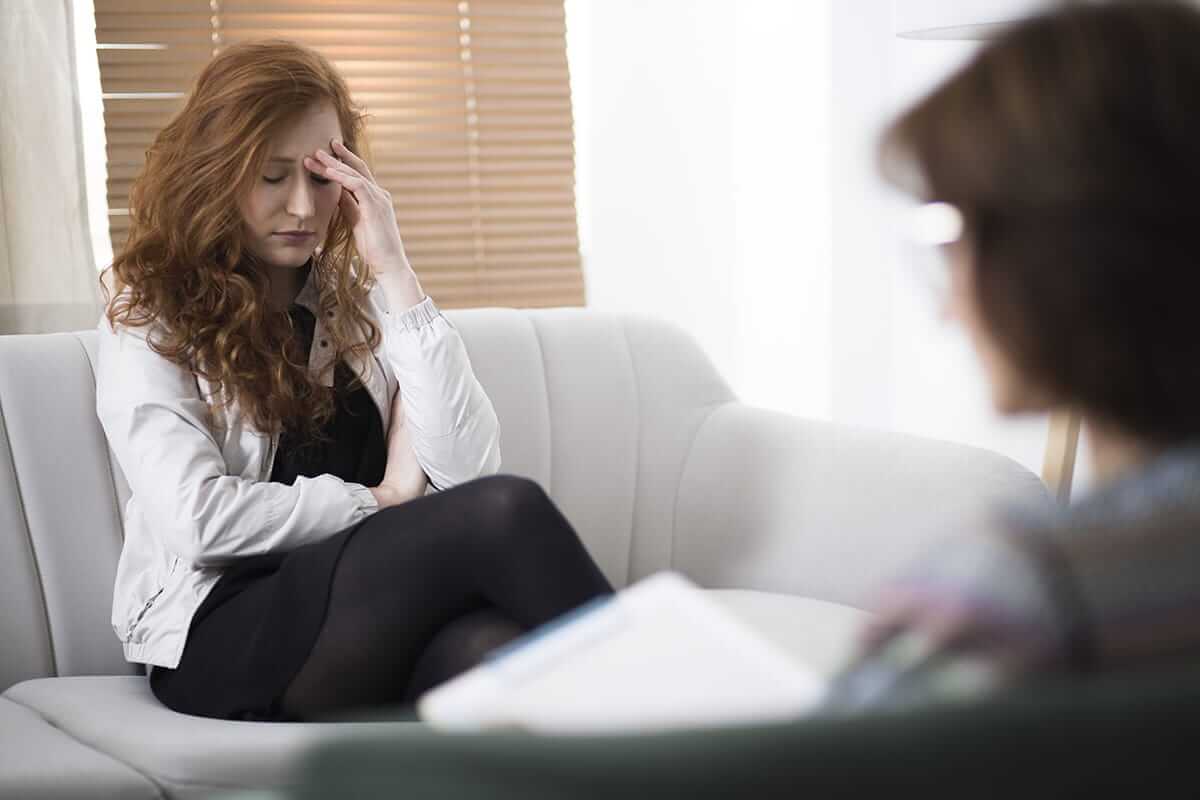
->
[1042, 409, 1082, 503]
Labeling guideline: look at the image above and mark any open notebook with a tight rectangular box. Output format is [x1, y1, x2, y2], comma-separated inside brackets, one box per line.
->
[417, 572, 827, 734]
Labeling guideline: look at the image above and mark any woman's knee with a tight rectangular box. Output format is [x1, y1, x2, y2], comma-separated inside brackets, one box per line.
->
[364, 475, 560, 551]
[474, 474, 553, 519]
[466, 475, 563, 543]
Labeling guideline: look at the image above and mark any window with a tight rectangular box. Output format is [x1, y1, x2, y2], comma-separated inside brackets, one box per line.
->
[94, 0, 584, 308]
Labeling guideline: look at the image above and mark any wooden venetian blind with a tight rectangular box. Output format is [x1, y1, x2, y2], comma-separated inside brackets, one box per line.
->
[94, 0, 584, 308]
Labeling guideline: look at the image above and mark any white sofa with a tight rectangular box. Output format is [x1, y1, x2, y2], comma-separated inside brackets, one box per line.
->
[0, 308, 1047, 798]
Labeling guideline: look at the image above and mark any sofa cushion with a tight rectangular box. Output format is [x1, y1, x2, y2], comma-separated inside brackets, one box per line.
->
[2, 591, 865, 797]
[3, 676, 419, 799]
[0, 695, 161, 799]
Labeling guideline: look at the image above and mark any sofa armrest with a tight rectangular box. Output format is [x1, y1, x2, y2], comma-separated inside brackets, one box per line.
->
[670, 403, 1049, 607]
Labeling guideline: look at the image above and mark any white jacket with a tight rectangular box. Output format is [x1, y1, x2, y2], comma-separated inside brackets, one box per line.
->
[95, 270, 502, 669]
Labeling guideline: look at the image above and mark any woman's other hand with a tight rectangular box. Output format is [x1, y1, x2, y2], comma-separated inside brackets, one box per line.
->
[370, 390, 428, 508]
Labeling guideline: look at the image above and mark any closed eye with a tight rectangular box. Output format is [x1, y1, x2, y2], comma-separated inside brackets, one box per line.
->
[263, 173, 331, 186]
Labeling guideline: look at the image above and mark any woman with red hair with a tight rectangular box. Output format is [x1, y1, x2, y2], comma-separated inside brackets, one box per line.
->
[97, 40, 612, 721]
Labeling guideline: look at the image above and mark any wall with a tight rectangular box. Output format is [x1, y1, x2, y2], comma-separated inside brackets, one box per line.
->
[567, 0, 1090, 491]
[566, 0, 832, 421]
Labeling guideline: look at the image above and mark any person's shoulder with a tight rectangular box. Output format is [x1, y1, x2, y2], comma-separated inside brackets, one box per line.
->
[1049, 448, 1200, 537]
[97, 293, 183, 362]
[824, 512, 1069, 710]
[98, 291, 146, 337]
[862, 505, 1069, 656]
[891, 509, 1052, 608]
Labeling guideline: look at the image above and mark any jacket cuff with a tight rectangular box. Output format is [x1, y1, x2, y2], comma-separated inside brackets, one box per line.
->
[348, 483, 380, 515]
[390, 295, 440, 332]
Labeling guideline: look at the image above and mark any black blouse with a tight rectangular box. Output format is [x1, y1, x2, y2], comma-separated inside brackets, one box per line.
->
[268, 304, 387, 488]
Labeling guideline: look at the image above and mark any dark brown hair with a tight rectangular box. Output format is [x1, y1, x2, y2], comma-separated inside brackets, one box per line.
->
[882, 0, 1200, 445]
[102, 40, 380, 439]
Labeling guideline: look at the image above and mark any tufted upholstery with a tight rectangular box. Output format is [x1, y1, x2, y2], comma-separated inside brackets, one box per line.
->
[0, 308, 1048, 797]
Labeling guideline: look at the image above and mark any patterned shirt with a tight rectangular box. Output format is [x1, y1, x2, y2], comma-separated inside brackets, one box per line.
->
[825, 446, 1200, 711]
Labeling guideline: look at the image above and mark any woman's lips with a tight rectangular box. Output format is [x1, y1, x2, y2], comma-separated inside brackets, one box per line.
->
[273, 231, 315, 244]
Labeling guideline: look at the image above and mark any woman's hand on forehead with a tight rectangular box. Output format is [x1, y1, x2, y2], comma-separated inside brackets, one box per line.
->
[303, 139, 411, 278]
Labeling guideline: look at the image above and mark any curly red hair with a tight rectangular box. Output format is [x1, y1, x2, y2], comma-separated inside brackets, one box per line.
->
[103, 39, 380, 439]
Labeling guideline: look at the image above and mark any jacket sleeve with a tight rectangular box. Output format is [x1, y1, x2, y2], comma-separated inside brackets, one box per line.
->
[820, 526, 1069, 712]
[95, 318, 379, 568]
[377, 295, 502, 490]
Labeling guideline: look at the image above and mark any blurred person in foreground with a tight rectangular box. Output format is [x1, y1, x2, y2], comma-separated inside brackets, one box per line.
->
[826, 0, 1200, 710]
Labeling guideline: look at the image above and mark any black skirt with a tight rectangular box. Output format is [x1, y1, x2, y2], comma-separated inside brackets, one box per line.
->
[150, 519, 364, 721]
[150, 300, 388, 721]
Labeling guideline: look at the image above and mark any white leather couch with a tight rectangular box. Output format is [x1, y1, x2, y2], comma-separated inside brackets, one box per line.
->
[0, 308, 1048, 798]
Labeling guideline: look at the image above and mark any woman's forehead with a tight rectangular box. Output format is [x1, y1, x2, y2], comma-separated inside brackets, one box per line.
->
[268, 103, 342, 161]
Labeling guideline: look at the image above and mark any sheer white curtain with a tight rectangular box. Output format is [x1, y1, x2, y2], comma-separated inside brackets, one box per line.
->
[0, 0, 102, 334]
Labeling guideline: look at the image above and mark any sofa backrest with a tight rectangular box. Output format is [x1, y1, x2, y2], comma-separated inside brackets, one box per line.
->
[0, 331, 134, 690]
[0, 309, 735, 690]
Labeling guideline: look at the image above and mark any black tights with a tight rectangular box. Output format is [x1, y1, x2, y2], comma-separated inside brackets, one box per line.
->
[280, 475, 613, 720]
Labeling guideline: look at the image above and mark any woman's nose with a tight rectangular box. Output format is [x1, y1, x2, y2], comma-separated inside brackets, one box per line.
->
[286, 177, 315, 221]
